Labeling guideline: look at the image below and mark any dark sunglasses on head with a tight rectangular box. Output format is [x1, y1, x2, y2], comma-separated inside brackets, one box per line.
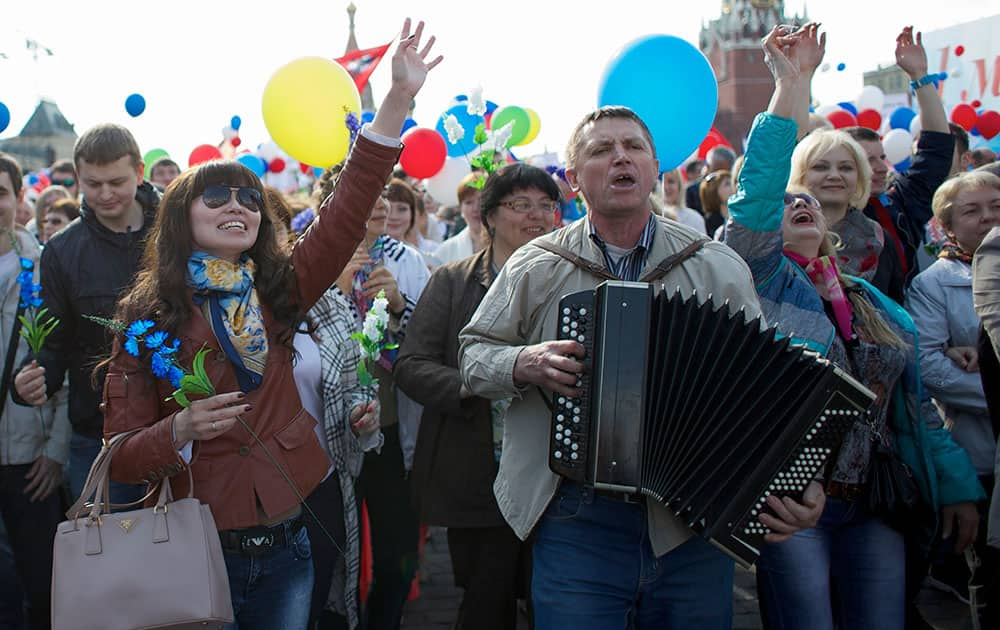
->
[201, 184, 263, 213]
[784, 192, 820, 208]
[50, 178, 75, 187]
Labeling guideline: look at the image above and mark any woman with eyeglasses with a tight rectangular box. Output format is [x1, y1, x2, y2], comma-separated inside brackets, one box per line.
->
[98, 20, 440, 630]
[724, 25, 983, 629]
[395, 163, 559, 629]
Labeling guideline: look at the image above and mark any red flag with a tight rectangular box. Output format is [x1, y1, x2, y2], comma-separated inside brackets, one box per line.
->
[334, 43, 391, 93]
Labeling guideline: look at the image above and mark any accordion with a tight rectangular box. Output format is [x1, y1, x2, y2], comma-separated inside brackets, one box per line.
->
[548, 281, 875, 566]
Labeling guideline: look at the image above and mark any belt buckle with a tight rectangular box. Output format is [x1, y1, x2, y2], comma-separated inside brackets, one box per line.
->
[239, 531, 276, 555]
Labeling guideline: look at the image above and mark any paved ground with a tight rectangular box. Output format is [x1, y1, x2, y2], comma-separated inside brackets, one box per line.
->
[400, 527, 975, 630]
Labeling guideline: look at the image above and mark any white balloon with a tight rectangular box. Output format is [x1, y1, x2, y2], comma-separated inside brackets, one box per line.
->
[815, 104, 841, 117]
[222, 126, 237, 140]
[883, 128, 914, 165]
[257, 141, 283, 161]
[909, 116, 922, 137]
[821, 63, 830, 72]
[856, 85, 885, 112]
[423, 157, 472, 207]
[949, 65, 962, 79]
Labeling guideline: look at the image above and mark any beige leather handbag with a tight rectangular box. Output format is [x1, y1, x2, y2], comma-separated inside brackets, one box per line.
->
[52, 430, 234, 630]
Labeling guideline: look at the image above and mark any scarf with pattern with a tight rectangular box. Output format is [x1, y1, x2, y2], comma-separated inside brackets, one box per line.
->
[937, 241, 974, 264]
[784, 250, 856, 343]
[187, 251, 268, 391]
[830, 208, 883, 282]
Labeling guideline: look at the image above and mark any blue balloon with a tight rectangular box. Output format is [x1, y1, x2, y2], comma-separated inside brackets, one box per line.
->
[236, 154, 267, 178]
[400, 117, 417, 136]
[453, 94, 468, 102]
[230, 115, 242, 131]
[889, 107, 916, 131]
[124, 93, 146, 117]
[434, 105, 484, 157]
[361, 111, 375, 124]
[313, 166, 325, 178]
[836, 62, 846, 71]
[837, 102, 858, 116]
[989, 134, 1000, 154]
[970, 126, 981, 137]
[0, 102, 9, 133]
[28, 174, 39, 185]
[598, 34, 718, 170]
[894, 157, 911, 174]
[485, 100, 499, 115]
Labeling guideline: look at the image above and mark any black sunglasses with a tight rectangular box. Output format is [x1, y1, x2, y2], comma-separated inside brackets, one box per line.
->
[201, 184, 263, 213]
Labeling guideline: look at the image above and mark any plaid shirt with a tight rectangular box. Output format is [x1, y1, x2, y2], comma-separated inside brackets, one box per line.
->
[588, 213, 657, 281]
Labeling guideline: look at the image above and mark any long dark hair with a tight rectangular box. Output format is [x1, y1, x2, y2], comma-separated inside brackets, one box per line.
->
[115, 160, 303, 351]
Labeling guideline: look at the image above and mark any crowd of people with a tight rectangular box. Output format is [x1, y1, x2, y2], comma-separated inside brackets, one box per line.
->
[0, 15, 998, 630]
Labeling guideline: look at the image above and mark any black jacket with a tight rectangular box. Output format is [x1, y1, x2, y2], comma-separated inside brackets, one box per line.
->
[12, 182, 159, 438]
[863, 129, 954, 290]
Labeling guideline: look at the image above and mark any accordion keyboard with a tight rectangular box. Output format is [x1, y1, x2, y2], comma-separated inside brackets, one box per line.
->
[548, 292, 596, 481]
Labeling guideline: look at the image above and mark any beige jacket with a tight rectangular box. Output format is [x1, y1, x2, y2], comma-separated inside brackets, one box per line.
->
[973, 226, 1000, 548]
[458, 214, 763, 556]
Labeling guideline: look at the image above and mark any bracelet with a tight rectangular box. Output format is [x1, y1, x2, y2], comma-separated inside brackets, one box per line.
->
[909, 73, 939, 94]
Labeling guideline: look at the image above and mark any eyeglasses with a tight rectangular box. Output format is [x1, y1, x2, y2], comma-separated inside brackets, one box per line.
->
[498, 199, 559, 214]
[201, 184, 263, 213]
[50, 178, 75, 187]
[784, 192, 820, 208]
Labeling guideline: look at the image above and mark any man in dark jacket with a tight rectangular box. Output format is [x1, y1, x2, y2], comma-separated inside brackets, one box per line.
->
[13, 123, 158, 505]
[845, 29, 954, 302]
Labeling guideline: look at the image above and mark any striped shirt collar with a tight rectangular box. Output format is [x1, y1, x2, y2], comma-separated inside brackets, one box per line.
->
[588, 213, 657, 282]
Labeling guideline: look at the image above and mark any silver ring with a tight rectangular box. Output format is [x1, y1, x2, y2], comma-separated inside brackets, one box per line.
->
[211, 421, 217, 431]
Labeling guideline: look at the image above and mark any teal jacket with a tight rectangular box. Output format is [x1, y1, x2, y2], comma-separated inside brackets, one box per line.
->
[724, 112, 985, 552]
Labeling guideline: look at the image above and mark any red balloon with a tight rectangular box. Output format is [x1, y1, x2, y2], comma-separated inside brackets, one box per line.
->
[826, 110, 858, 129]
[955, 45, 965, 56]
[188, 144, 222, 167]
[231, 137, 242, 148]
[951, 104, 978, 131]
[299, 162, 312, 174]
[268, 158, 286, 173]
[971, 100, 982, 109]
[399, 128, 447, 179]
[977, 111, 1000, 140]
[856, 109, 882, 131]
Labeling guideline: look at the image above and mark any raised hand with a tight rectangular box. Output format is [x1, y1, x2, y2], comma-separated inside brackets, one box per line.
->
[762, 24, 801, 82]
[787, 22, 826, 76]
[895, 26, 929, 79]
[390, 18, 444, 99]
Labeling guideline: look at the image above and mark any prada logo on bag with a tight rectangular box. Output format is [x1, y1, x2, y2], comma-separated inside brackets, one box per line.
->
[118, 519, 138, 534]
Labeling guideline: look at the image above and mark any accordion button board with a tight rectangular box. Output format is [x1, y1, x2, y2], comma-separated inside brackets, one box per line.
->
[548, 281, 876, 567]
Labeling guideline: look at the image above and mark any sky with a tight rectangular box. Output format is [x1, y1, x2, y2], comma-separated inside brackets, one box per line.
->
[0, 0, 994, 171]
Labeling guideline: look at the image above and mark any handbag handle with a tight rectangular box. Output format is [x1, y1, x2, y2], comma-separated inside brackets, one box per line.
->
[66, 429, 191, 521]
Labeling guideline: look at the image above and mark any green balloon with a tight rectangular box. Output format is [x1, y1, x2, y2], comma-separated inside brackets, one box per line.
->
[142, 148, 170, 179]
[490, 106, 530, 147]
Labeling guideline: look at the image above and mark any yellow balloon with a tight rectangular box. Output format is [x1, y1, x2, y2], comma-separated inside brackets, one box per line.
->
[262, 57, 362, 168]
[516, 107, 541, 146]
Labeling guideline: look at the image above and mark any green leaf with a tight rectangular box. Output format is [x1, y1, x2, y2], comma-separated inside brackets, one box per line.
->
[473, 123, 488, 145]
[383, 342, 399, 351]
[192, 346, 215, 395]
[180, 374, 213, 396]
[169, 389, 191, 408]
[356, 360, 372, 387]
[81, 314, 128, 333]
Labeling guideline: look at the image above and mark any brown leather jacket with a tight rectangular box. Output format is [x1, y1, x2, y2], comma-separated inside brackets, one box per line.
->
[395, 250, 505, 528]
[103, 136, 400, 531]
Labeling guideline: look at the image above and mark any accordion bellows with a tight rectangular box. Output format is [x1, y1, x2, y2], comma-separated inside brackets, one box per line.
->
[549, 281, 875, 566]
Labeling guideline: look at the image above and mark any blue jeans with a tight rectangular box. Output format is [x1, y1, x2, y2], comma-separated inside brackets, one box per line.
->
[532, 482, 734, 629]
[68, 432, 145, 508]
[224, 521, 314, 630]
[756, 496, 905, 630]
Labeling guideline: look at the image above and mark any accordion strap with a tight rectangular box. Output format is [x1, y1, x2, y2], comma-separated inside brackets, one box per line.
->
[533, 241, 618, 280]
[533, 238, 708, 283]
[639, 239, 708, 283]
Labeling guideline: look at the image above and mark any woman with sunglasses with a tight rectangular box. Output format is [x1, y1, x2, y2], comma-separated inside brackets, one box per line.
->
[99, 20, 441, 630]
[724, 24, 983, 629]
[395, 163, 559, 629]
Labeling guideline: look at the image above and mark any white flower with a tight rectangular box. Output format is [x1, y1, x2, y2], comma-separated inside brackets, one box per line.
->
[371, 294, 390, 330]
[443, 114, 465, 144]
[466, 86, 486, 117]
[488, 122, 514, 153]
[362, 316, 380, 351]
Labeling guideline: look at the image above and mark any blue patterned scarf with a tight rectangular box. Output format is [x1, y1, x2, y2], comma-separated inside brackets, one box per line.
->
[187, 251, 268, 391]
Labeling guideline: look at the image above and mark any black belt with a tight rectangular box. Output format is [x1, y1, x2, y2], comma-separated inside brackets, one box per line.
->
[219, 515, 305, 555]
